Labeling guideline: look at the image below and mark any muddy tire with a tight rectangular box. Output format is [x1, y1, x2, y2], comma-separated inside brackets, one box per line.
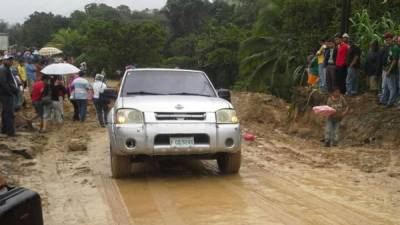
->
[111, 154, 131, 178]
[217, 150, 241, 174]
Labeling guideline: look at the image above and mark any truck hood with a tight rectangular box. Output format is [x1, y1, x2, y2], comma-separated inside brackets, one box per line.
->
[116, 95, 232, 112]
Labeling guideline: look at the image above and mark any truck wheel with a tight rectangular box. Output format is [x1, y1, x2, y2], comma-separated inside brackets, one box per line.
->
[217, 150, 241, 174]
[111, 154, 131, 178]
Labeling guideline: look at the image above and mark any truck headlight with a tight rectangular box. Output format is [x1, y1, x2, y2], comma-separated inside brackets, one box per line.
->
[116, 109, 143, 124]
[216, 109, 239, 124]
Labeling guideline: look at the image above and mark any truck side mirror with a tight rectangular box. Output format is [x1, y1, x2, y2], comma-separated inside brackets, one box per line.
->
[217, 89, 231, 102]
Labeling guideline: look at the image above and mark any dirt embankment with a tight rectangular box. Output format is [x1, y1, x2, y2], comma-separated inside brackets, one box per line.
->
[234, 89, 400, 148]
[233, 90, 400, 175]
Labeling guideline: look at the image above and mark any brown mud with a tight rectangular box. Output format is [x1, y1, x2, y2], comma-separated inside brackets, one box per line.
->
[0, 90, 399, 225]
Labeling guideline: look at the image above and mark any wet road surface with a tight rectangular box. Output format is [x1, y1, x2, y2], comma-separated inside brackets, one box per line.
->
[89, 131, 398, 225]
[115, 159, 392, 225]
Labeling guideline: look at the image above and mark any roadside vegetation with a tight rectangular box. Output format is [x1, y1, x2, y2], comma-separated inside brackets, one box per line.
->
[2, 0, 400, 99]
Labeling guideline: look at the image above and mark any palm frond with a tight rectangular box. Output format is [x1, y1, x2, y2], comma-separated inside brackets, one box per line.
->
[248, 58, 275, 82]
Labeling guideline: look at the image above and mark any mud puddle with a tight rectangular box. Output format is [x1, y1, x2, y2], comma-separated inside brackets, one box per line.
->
[117, 160, 277, 225]
[115, 155, 395, 225]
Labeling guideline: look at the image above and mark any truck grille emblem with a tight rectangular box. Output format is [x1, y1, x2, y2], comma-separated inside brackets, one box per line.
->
[175, 104, 184, 110]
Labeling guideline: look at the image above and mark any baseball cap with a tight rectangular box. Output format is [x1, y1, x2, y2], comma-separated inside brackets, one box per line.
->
[95, 73, 104, 80]
[383, 32, 394, 39]
[342, 33, 350, 38]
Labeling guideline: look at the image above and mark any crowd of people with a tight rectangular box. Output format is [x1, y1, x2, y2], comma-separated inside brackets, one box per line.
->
[308, 32, 400, 105]
[307, 31, 400, 147]
[3, 32, 400, 146]
[0, 52, 109, 136]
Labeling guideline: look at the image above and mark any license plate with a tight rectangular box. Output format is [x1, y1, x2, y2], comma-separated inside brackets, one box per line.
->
[170, 137, 195, 148]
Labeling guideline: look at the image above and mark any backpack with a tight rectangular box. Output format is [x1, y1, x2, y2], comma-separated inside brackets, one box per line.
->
[41, 85, 52, 105]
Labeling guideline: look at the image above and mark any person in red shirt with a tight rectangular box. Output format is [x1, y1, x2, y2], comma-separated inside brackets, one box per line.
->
[31, 76, 50, 132]
[335, 33, 350, 94]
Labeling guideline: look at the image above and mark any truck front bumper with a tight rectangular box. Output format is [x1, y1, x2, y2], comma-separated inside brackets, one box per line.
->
[108, 122, 241, 156]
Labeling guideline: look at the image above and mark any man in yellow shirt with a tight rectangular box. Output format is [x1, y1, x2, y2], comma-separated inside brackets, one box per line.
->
[16, 59, 27, 89]
[316, 38, 327, 91]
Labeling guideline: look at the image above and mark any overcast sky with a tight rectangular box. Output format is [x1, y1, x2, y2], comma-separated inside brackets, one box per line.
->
[0, 0, 167, 24]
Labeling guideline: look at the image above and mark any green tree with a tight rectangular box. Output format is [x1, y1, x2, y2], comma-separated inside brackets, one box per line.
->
[19, 12, 69, 47]
[196, 22, 246, 88]
[350, 9, 400, 51]
[47, 28, 86, 57]
[169, 35, 198, 57]
[84, 3, 121, 21]
[84, 20, 166, 76]
[164, 0, 212, 37]
[239, 35, 303, 97]
[210, 0, 235, 25]
[237, 0, 340, 98]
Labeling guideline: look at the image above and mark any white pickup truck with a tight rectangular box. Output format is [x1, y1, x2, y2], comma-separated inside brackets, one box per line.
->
[107, 68, 241, 177]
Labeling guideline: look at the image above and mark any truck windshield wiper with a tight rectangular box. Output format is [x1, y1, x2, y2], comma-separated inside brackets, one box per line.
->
[168, 92, 212, 97]
[126, 91, 165, 95]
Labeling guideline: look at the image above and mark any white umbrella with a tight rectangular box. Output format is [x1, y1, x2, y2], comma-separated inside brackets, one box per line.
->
[41, 63, 80, 75]
[39, 47, 63, 56]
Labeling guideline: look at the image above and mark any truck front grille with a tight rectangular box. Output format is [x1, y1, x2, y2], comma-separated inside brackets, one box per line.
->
[155, 112, 206, 121]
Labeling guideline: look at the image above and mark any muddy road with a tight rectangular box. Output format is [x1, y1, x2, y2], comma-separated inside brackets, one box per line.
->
[89, 129, 399, 225]
[2, 92, 400, 225]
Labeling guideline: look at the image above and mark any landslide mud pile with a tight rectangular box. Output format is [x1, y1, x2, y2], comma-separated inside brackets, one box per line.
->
[232, 92, 288, 133]
[233, 89, 400, 148]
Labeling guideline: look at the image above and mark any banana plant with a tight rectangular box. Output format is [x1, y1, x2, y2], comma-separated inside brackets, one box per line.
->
[239, 34, 299, 99]
[350, 9, 400, 51]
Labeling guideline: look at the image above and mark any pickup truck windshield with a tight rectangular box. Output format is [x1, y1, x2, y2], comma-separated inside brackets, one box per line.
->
[121, 71, 216, 97]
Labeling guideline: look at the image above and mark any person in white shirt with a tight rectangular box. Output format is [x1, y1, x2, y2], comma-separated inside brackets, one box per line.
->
[92, 74, 108, 127]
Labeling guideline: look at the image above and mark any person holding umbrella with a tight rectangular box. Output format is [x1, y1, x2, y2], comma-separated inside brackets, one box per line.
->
[50, 76, 67, 124]
[42, 76, 67, 127]
[41, 62, 81, 121]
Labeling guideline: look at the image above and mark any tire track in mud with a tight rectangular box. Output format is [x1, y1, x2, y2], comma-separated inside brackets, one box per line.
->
[204, 160, 393, 225]
[248, 133, 400, 223]
[153, 153, 395, 225]
[96, 176, 135, 225]
[88, 129, 399, 225]
[117, 158, 395, 225]
[146, 178, 186, 225]
[88, 130, 135, 225]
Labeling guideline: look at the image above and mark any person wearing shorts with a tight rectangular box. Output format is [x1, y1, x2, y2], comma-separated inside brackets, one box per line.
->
[33, 101, 44, 118]
[51, 77, 67, 124]
[31, 76, 50, 132]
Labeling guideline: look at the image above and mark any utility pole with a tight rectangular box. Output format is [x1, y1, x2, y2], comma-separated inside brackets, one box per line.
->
[341, 0, 351, 34]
